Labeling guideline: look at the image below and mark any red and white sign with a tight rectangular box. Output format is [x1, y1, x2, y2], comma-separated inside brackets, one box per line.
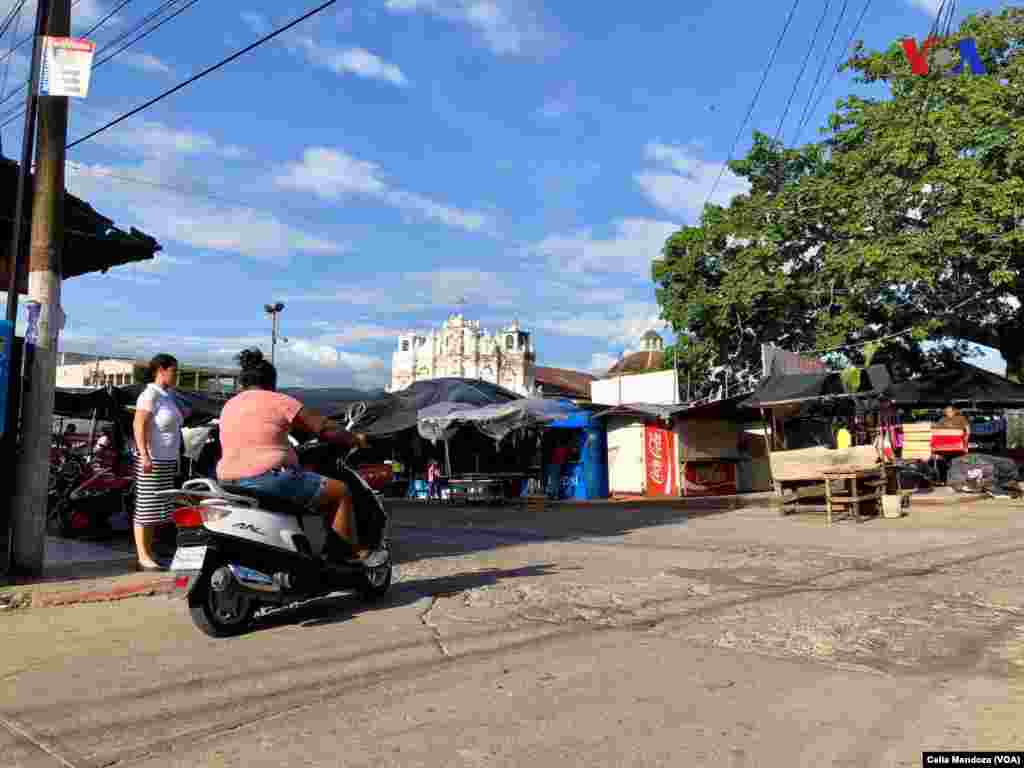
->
[682, 462, 737, 497]
[644, 423, 677, 497]
[39, 37, 95, 98]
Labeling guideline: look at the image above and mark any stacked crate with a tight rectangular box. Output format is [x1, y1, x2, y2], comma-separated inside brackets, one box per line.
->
[901, 422, 932, 461]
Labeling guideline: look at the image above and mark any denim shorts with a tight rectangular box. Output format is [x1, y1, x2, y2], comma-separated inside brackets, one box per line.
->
[233, 466, 328, 513]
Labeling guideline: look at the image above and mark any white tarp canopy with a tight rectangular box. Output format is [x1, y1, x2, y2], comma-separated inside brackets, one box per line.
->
[417, 398, 573, 444]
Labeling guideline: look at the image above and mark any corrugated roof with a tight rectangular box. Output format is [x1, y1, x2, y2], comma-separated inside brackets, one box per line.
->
[534, 366, 595, 397]
[606, 350, 665, 377]
[1, 158, 160, 294]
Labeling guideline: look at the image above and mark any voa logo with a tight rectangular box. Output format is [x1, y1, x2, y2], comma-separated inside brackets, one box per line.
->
[900, 37, 987, 76]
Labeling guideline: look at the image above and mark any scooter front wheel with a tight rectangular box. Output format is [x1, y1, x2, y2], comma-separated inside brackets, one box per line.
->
[188, 575, 257, 638]
[357, 555, 393, 601]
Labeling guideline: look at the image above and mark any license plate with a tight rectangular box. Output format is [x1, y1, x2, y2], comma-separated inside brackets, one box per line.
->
[170, 546, 208, 572]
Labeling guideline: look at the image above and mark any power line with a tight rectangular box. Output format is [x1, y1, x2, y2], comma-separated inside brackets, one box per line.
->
[798, 0, 872, 143]
[0, 0, 26, 42]
[791, 0, 849, 145]
[0, 0, 25, 100]
[65, 0, 342, 151]
[702, 0, 803, 215]
[772, 0, 834, 151]
[81, 0, 137, 39]
[0, 0, 83, 67]
[93, 0, 201, 70]
[64, 161, 340, 231]
[0, 0, 186, 115]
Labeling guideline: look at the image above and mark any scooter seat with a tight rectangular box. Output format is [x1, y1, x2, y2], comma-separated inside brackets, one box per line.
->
[219, 484, 316, 518]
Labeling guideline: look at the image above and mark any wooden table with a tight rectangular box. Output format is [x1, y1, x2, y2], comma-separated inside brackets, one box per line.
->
[822, 466, 886, 524]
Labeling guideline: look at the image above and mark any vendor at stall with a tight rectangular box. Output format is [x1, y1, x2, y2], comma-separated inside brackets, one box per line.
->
[936, 404, 971, 439]
[546, 435, 572, 499]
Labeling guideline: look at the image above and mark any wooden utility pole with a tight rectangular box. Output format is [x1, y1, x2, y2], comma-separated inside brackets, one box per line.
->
[10, 0, 70, 575]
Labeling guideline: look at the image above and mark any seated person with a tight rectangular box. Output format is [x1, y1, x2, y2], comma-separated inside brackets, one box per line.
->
[216, 348, 378, 565]
[936, 404, 971, 439]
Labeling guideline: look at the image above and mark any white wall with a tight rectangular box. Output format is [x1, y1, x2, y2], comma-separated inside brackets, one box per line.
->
[591, 369, 677, 406]
[606, 417, 645, 494]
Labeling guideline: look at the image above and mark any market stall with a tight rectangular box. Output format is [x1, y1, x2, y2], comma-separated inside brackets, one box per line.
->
[416, 398, 609, 502]
[742, 368, 890, 517]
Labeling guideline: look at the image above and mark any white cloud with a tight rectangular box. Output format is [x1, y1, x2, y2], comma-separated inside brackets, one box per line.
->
[56, 327, 389, 388]
[531, 218, 679, 275]
[384, 0, 544, 55]
[908, 0, 943, 14]
[72, 0, 118, 30]
[282, 269, 518, 312]
[275, 147, 494, 234]
[118, 52, 173, 75]
[91, 119, 242, 159]
[240, 11, 270, 35]
[536, 301, 667, 347]
[243, 12, 407, 86]
[589, 352, 619, 374]
[316, 323, 401, 344]
[291, 36, 408, 86]
[66, 160, 344, 261]
[635, 142, 750, 221]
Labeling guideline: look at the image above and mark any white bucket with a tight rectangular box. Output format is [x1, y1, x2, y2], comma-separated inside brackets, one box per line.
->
[882, 493, 908, 518]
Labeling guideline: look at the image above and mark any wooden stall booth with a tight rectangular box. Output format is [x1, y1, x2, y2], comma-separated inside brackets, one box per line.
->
[743, 367, 893, 522]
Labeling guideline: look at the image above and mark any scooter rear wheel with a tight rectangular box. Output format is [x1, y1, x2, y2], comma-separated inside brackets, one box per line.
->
[188, 576, 257, 638]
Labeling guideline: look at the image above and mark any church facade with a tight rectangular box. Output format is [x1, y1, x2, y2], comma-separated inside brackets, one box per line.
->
[389, 314, 537, 395]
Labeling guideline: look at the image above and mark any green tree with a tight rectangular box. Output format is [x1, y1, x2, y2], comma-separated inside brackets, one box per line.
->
[653, 7, 1024, 390]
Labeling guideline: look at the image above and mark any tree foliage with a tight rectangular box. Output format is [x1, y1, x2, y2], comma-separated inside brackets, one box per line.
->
[653, 7, 1024, 397]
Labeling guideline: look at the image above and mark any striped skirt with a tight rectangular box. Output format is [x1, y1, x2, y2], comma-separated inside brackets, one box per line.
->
[134, 458, 178, 527]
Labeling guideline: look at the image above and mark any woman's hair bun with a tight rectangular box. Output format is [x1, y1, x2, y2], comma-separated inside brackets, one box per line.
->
[236, 348, 265, 371]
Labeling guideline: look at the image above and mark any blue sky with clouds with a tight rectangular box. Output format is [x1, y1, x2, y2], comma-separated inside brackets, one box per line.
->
[0, 0, 1008, 386]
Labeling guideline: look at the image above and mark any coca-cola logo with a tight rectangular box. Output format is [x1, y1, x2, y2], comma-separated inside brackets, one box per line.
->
[647, 430, 666, 486]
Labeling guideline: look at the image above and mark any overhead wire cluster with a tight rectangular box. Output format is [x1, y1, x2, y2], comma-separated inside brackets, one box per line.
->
[0, 0, 204, 133]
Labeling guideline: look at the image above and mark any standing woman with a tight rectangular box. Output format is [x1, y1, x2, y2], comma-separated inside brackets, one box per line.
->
[132, 354, 184, 570]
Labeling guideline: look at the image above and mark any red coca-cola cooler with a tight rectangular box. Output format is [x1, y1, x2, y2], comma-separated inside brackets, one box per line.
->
[931, 428, 968, 455]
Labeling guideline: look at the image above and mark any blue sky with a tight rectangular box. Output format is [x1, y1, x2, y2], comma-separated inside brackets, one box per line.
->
[0, 0, 1008, 386]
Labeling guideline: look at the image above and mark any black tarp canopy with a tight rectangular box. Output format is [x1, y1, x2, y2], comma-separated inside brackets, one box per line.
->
[53, 385, 228, 425]
[885, 362, 1024, 408]
[742, 365, 890, 408]
[287, 378, 520, 436]
[52, 377, 521, 436]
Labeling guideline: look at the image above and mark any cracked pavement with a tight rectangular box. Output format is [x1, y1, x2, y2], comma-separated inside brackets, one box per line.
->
[2, 499, 1024, 767]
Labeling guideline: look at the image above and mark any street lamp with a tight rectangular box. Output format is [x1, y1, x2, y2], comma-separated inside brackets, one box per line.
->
[264, 302, 285, 366]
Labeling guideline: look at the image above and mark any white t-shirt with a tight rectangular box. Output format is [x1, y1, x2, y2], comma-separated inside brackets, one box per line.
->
[136, 383, 183, 462]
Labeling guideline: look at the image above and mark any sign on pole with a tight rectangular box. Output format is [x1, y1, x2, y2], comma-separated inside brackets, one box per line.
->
[38, 37, 95, 98]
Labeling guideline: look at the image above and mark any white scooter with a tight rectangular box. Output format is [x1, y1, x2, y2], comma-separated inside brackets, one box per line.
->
[162, 403, 393, 638]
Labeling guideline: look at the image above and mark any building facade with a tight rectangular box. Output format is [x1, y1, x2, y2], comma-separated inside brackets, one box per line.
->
[389, 314, 537, 395]
[56, 355, 240, 393]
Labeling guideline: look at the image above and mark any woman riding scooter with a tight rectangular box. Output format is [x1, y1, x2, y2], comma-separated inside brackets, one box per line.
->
[216, 348, 382, 565]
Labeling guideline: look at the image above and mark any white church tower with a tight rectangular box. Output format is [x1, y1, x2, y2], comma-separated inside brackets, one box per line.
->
[389, 314, 536, 395]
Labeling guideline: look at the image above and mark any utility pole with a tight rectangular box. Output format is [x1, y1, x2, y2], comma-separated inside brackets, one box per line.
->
[264, 302, 285, 366]
[10, 0, 70, 575]
[1, 0, 47, 578]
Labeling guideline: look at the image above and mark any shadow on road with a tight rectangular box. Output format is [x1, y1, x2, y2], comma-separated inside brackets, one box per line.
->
[387, 498, 744, 564]
[253, 563, 561, 631]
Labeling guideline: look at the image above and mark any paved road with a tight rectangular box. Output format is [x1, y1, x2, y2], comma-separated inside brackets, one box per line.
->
[3, 501, 1024, 767]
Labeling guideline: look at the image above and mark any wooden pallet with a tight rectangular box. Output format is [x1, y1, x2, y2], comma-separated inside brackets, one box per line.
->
[524, 495, 546, 514]
[902, 422, 933, 461]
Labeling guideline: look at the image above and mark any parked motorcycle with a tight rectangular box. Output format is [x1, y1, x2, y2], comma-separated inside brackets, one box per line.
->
[163, 403, 393, 638]
[48, 442, 135, 538]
